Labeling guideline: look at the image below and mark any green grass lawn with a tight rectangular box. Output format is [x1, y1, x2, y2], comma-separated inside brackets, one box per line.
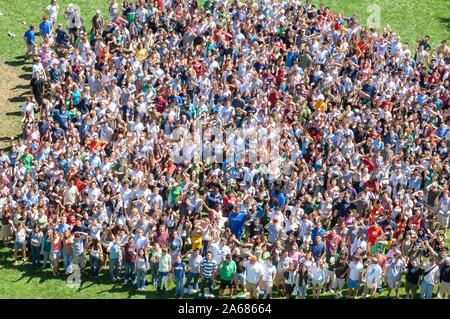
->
[0, 241, 447, 299]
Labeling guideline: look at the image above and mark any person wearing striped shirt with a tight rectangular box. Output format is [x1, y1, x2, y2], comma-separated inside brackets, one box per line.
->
[199, 251, 217, 298]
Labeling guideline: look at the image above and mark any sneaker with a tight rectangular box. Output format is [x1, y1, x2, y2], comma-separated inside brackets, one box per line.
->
[208, 292, 215, 298]
[132, 280, 137, 285]
[124, 279, 129, 285]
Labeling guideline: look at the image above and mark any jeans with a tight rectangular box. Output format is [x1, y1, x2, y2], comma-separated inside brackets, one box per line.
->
[174, 276, 185, 297]
[184, 271, 200, 290]
[110, 258, 120, 280]
[157, 271, 169, 292]
[63, 253, 73, 273]
[124, 261, 136, 281]
[42, 251, 50, 269]
[200, 277, 214, 295]
[31, 245, 41, 265]
[136, 269, 146, 289]
[297, 285, 308, 298]
[420, 281, 434, 299]
[202, 240, 209, 255]
[150, 262, 159, 285]
[90, 256, 100, 278]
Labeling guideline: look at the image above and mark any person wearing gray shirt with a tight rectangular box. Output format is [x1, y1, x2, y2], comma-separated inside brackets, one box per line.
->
[183, 248, 203, 293]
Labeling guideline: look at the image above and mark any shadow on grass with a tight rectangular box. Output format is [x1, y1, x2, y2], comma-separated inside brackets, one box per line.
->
[439, 17, 450, 31]
[18, 73, 31, 80]
[4, 60, 24, 68]
[7, 96, 26, 103]
[0, 134, 22, 142]
[12, 84, 30, 90]
[5, 111, 22, 117]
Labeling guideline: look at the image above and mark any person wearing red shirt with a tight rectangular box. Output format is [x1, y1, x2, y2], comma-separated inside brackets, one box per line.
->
[324, 229, 342, 253]
[164, 160, 177, 177]
[408, 211, 422, 230]
[368, 222, 382, 251]
[155, 96, 167, 113]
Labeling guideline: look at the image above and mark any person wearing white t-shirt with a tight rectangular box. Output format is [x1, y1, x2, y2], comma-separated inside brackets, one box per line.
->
[348, 256, 364, 299]
[242, 256, 264, 299]
[310, 259, 326, 299]
[420, 258, 440, 299]
[63, 180, 79, 206]
[363, 257, 383, 298]
[261, 258, 276, 299]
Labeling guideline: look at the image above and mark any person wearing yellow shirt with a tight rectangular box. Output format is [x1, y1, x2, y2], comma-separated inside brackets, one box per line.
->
[134, 42, 148, 62]
[191, 227, 203, 251]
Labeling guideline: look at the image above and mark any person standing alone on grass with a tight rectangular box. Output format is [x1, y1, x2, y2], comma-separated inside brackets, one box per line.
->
[24, 25, 37, 61]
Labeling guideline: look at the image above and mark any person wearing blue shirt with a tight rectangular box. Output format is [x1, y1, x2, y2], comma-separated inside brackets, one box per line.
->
[228, 209, 249, 240]
[24, 25, 37, 60]
[54, 105, 70, 130]
[108, 238, 122, 281]
[311, 235, 326, 261]
[172, 255, 187, 297]
[311, 222, 326, 239]
[39, 16, 53, 38]
[269, 190, 285, 208]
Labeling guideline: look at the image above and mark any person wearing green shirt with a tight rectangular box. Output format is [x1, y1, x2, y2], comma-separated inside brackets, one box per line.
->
[325, 245, 340, 292]
[169, 183, 183, 207]
[219, 254, 237, 298]
[41, 229, 53, 269]
[20, 149, 34, 171]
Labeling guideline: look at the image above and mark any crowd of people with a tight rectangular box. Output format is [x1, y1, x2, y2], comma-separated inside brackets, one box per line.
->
[1, 0, 449, 299]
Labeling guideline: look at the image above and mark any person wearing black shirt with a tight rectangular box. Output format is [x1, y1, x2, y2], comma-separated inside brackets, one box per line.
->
[245, 217, 264, 238]
[405, 259, 424, 299]
[439, 258, 450, 298]
[333, 255, 349, 298]
[232, 248, 251, 293]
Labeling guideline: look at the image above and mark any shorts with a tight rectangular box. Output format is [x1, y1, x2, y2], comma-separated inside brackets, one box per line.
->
[348, 278, 360, 289]
[246, 282, 259, 298]
[27, 44, 37, 56]
[311, 278, 324, 286]
[437, 214, 449, 227]
[365, 280, 378, 290]
[73, 254, 86, 269]
[324, 269, 335, 283]
[404, 280, 419, 293]
[260, 281, 273, 294]
[220, 280, 235, 290]
[14, 242, 24, 250]
[235, 273, 245, 285]
[333, 277, 346, 291]
[52, 251, 61, 261]
[387, 278, 401, 289]
[439, 281, 450, 295]
[1, 224, 11, 238]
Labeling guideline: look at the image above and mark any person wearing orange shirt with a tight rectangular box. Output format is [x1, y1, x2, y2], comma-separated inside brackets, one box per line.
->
[368, 222, 382, 254]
